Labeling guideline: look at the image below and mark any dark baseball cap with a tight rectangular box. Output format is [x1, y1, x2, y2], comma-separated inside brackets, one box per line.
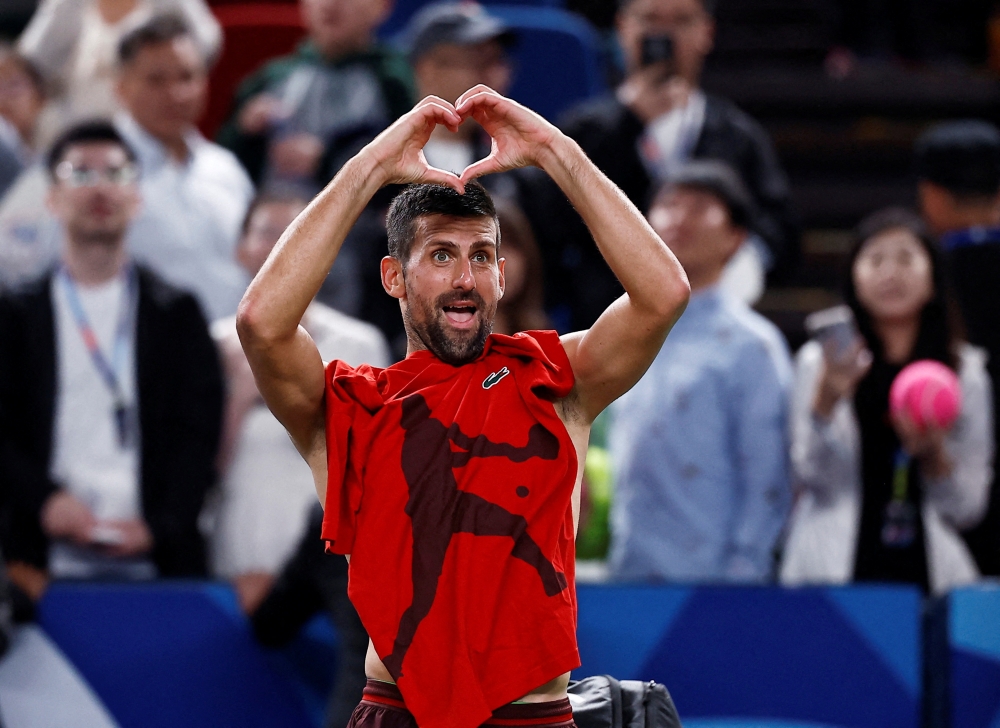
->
[665, 160, 756, 229]
[915, 120, 1000, 198]
[404, 2, 516, 62]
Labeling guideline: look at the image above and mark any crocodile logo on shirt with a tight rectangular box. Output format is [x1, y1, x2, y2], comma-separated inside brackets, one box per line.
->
[482, 367, 510, 390]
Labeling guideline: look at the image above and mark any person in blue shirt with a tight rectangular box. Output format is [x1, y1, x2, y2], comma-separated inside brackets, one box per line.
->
[608, 160, 792, 583]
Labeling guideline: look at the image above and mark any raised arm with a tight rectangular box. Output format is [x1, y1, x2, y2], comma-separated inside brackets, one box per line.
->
[457, 87, 690, 422]
[236, 97, 463, 456]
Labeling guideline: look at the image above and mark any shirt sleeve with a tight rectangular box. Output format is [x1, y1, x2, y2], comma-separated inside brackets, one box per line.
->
[726, 336, 793, 581]
[321, 360, 381, 555]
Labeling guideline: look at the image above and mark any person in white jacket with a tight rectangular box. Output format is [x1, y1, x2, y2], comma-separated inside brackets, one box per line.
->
[17, 0, 220, 147]
[781, 207, 993, 595]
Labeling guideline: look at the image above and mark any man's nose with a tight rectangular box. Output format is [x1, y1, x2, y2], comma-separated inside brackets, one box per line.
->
[452, 259, 475, 290]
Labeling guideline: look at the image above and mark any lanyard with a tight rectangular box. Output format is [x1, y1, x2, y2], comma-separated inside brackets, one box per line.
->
[58, 265, 137, 442]
[891, 448, 911, 503]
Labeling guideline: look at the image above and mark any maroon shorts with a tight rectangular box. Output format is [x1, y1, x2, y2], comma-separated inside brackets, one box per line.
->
[347, 679, 577, 728]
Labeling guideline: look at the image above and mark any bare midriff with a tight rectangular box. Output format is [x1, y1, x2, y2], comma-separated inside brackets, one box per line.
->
[364, 640, 570, 701]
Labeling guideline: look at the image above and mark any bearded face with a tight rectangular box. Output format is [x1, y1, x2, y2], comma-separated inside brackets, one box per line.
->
[403, 286, 496, 366]
[390, 214, 504, 365]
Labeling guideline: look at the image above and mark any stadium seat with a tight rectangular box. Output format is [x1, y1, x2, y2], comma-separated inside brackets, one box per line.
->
[201, 4, 307, 139]
[483, 5, 605, 123]
[382, 3, 606, 123]
[384, 4, 606, 123]
[380, 0, 566, 39]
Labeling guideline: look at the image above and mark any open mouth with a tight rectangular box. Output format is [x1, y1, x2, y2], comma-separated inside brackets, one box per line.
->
[442, 303, 478, 328]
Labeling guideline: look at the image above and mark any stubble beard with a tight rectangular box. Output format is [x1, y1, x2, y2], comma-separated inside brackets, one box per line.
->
[404, 288, 495, 366]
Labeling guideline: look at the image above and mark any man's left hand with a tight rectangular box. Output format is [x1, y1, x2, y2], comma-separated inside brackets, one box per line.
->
[456, 86, 562, 181]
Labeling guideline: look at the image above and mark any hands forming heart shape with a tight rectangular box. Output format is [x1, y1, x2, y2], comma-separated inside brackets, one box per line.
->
[371, 85, 560, 195]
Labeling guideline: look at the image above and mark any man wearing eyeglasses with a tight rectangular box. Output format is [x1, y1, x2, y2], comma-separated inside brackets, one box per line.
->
[0, 120, 224, 601]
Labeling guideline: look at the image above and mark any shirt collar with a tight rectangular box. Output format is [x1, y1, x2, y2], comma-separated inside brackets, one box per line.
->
[684, 284, 723, 313]
[114, 112, 203, 172]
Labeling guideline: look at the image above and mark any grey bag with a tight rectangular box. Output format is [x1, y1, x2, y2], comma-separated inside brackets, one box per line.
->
[568, 674, 683, 728]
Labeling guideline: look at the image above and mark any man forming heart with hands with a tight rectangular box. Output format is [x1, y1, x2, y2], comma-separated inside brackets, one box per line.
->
[238, 88, 690, 728]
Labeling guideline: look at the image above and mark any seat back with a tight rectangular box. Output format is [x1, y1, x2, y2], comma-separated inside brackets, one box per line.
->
[201, 4, 307, 138]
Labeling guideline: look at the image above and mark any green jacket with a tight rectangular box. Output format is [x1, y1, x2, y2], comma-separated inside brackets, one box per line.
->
[216, 41, 415, 184]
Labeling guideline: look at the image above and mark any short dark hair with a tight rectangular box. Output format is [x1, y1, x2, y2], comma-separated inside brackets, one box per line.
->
[386, 182, 499, 262]
[618, 0, 717, 15]
[118, 12, 196, 66]
[665, 160, 755, 229]
[0, 43, 46, 97]
[46, 120, 138, 179]
[915, 120, 1000, 201]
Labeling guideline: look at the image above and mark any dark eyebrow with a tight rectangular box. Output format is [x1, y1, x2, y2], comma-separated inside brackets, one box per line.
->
[426, 239, 460, 251]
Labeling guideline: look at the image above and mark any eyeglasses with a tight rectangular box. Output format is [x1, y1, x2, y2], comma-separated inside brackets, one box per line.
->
[54, 161, 139, 188]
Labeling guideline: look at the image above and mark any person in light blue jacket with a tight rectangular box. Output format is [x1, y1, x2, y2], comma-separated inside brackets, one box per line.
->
[609, 161, 792, 583]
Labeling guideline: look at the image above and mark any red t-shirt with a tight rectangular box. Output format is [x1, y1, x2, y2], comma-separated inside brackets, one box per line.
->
[322, 331, 581, 728]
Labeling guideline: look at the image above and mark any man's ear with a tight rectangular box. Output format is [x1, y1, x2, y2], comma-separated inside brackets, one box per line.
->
[497, 256, 505, 300]
[382, 256, 406, 299]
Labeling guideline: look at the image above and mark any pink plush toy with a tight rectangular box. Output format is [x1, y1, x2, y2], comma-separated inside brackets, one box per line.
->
[889, 360, 962, 431]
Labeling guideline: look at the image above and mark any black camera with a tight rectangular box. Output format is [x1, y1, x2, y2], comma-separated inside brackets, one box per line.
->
[640, 34, 675, 67]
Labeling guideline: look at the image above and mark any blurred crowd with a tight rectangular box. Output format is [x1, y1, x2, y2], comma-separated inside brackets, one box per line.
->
[0, 0, 998, 725]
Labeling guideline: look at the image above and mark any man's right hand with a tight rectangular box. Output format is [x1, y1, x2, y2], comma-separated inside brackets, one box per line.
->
[366, 96, 465, 192]
[40, 491, 97, 545]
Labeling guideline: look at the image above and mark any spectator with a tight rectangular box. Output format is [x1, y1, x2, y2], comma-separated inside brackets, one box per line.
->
[0, 46, 45, 200]
[781, 208, 992, 595]
[0, 14, 254, 320]
[916, 120, 1000, 575]
[520, 0, 796, 331]
[216, 0, 410, 192]
[16, 0, 219, 146]
[210, 191, 390, 612]
[608, 161, 792, 583]
[404, 2, 513, 178]
[0, 121, 223, 596]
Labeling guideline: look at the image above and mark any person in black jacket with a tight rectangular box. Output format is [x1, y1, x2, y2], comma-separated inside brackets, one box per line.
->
[0, 120, 223, 597]
[916, 120, 1000, 576]
[519, 0, 796, 331]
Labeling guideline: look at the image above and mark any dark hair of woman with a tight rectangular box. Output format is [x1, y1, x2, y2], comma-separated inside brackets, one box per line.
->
[493, 197, 551, 335]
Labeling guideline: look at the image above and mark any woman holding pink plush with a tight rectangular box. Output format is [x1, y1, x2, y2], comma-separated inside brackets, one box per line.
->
[780, 207, 994, 594]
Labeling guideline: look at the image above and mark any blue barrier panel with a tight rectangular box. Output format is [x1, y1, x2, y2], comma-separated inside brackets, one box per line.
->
[948, 583, 1000, 728]
[575, 585, 922, 728]
[39, 582, 316, 728]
